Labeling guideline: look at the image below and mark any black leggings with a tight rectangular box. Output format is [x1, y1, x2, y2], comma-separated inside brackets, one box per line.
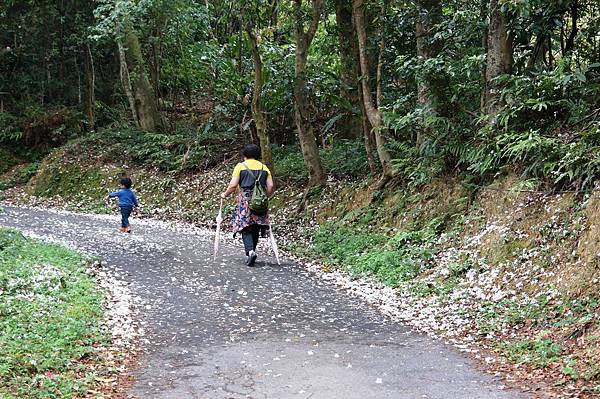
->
[241, 225, 260, 255]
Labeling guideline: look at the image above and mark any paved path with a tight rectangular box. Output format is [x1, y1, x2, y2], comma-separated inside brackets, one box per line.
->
[0, 206, 528, 399]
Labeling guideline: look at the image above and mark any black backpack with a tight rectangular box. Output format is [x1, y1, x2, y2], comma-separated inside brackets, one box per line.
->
[243, 162, 269, 215]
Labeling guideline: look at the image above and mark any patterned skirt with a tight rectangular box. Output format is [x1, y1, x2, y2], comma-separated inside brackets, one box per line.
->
[232, 191, 270, 234]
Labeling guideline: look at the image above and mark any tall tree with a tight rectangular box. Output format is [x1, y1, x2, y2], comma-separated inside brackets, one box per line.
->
[335, 0, 377, 172]
[83, 43, 95, 130]
[353, 0, 396, 183]
[415, 0, 442, 145]
[335, 0, 361, 140]
[484, 0, 512, 118]
[293, 0, 326, 187]
[122, 21, 164, 132]
[245, 24, 273, 172]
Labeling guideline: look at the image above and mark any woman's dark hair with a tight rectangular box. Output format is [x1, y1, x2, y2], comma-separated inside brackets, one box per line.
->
[120, 177, 133, 188]
[242, 144, 261, 160]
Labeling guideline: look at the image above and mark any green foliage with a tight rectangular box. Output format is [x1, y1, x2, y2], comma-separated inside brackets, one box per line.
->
[0, 229, 105, 398]
[60, 124, 237, 173]
[273, 141, 371, 183]
[0, 149, 19, 175]
[272, 145, 309, 183]
[500, 337, 563, 368]
[0, 163, 40, 191]
[34, 164, 107, 199]
[478, 296, 599, 337]
[0, 112, 22, 144]
[312, 219, 438, 287]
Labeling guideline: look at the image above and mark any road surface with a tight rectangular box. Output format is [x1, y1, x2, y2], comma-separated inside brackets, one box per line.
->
[0, 206, 527, 399]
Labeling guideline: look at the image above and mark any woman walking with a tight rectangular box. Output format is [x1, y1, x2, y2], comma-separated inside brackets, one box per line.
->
[221, 144, 274, 266]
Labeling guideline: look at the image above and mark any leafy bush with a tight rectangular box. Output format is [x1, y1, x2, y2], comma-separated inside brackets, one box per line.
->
[461, 61, 600, 188]
[0, 162, 39, 191]
[0, 149, 19, 175]
[272, 145, 309, 183]
[0, 112, 22, 144]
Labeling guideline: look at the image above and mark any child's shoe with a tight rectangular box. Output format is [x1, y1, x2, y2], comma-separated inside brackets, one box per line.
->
[119, 227, 127, 233]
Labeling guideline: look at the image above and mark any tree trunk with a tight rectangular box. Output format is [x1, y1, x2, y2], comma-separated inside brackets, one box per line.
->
[123, 23, 164, 132]
[565, 0, 578, 54]
[484, 0, 512, 118]
[58, 0, 65, 98]
[480, 0, 489, 110]
[353, 0, 395, 179]
[335, 0, 361, 139]
[359, 86, 377, 173]
[415, 0, 442, 145]
[83, 43, 95, 130]
[293, 0, 326, 187]
[117, 40, 139, 127]
[246, 28, 274, 173]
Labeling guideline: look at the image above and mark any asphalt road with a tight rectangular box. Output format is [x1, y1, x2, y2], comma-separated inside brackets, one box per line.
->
[0, 206, 528, 399]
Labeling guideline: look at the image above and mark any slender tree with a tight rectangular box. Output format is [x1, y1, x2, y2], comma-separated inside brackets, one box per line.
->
[245, 24, 273, 172]
[335, 0, 377, 172]
[83, 43, 95, 130]
[334, 0, 361, 140]
[293, 0, 326, 187]
[353, 0, 396, 183]
[117, 39, 139, 127]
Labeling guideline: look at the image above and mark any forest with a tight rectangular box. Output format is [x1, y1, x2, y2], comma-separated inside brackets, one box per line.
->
[2, 0, 600, 397]
[1, 0, 598, 189]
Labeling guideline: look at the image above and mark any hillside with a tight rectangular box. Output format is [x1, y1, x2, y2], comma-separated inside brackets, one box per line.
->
[2, 130, 600, 397]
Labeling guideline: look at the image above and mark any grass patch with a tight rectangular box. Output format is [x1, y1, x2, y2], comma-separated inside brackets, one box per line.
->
[311, 220, 438, 286]
[478, 296, 599, 336]
[500, 336, 563, 368]
[0, 228, 106, 398]
[33, 163, 109, 199]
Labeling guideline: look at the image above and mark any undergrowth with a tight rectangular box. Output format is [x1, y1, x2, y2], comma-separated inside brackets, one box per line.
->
[59, 123, 238, 173]
[311, 218, 440, 286]
[0, 228, 106, 398]
[273, 141, 371, 183]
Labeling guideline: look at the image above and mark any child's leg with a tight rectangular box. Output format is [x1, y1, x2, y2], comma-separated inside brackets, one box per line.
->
[120, 206, 132, 228]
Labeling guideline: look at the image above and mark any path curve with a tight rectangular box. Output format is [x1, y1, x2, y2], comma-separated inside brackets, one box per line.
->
[0, 206, 528, 399]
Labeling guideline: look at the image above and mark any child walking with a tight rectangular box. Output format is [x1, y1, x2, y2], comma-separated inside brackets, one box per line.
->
[108, 177, 139, 233]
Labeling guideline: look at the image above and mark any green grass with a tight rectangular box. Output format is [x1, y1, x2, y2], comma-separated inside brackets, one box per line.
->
[0, 229, 106, 398]
[60, 124, 236, 173]
[311, 221, 437, 287]
[477, 296, 599, 336]
[500, 336, 563, 368]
